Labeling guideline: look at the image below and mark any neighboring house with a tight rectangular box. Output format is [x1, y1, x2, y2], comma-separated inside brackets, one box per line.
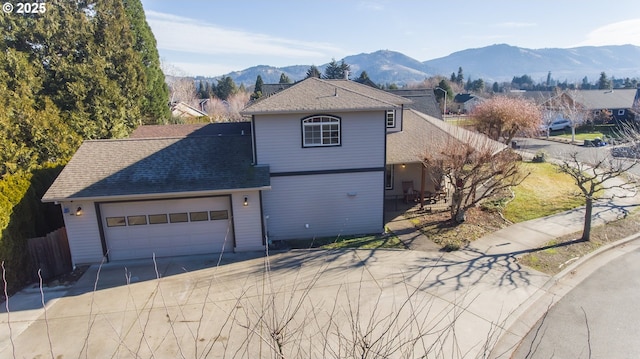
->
[43, 77, 500, 265]
[170, 101, 209, 119]
[386, 88, 443, 119]
[513, 88, 640, 124]
[452, 93, 484, 114]
[570, 89, 639, 123]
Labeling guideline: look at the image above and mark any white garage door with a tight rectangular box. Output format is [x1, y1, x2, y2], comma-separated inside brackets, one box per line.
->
[100, 197, 233, 261]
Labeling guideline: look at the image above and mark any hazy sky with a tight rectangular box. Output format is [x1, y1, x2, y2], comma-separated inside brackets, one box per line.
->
[140, 0, 640, 77]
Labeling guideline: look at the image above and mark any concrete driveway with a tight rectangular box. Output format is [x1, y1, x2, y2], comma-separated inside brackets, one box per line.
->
[1, 248, 549, 358]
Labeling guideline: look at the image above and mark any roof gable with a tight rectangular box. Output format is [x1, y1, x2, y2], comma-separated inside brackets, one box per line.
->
[386, 109, 505, 164]
[242, 77, 411, 115]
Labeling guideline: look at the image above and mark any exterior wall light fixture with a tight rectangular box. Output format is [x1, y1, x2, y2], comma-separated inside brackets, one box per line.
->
[243, 196, 248, 206]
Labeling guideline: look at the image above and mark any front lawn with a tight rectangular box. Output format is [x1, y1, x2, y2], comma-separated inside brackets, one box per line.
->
[286, 233, 404, 250]
[550, 124, 620, 142]
[411, 161, 592, 250]
[503, 162, 586, 222]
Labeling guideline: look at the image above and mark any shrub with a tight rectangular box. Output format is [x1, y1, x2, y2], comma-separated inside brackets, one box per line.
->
[532, 150, 548, 163]
[0, 164, 64, 293]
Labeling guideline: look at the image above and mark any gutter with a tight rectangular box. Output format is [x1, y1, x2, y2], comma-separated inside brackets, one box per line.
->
[43, 186, 272, 204]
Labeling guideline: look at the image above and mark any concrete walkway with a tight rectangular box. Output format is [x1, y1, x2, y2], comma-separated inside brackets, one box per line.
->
[1, 180, 638, 358]
[384, 173, 639, 358]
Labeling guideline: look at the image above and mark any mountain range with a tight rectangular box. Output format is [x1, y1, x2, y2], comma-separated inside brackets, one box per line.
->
[206, 44, 640, 87]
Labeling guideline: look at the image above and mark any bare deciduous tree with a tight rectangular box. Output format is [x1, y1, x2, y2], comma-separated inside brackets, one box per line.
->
[558, 149, 638, 241]
[472, 96, 542, 145]
[161, 61, 198, 106]
[204, 91, 251, 122]
[556, 90, 591, 143]
[423, 131, 527, 222]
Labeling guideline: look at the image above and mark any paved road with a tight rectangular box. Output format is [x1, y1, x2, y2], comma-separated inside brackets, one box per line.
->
[512, 246, 640, 359]
[515, 137, 640, 178]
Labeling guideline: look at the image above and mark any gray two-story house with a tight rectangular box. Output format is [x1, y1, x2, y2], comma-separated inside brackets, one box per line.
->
[242, 77, 410, 241]
[43, 77, 491, 266]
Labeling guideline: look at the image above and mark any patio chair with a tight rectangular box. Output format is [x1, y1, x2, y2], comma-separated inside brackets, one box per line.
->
[402, 181, 416, 203]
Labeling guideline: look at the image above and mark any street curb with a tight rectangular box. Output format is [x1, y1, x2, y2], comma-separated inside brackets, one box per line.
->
[489, 231, 640, 359]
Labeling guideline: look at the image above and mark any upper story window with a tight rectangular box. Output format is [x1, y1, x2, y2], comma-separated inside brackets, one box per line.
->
[386, 110, 395, 127]
[618, 109, 625, 116]
[302, 115, 341, 147]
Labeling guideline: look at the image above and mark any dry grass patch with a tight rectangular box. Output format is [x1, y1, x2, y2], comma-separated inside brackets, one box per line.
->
[519, 210, 640, 275]
[409, 207, 509, 251]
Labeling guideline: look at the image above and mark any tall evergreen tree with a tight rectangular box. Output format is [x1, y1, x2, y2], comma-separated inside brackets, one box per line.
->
[216, 76, 237, 100]
[279, 73, 292, 84]
[92, 0, 145, 137]
[0, 0, 170, 289]
[456, 67, 464, 85]
[306, 65, 321, 78]
[323, 58, 350, 79]
[198, 81, 207, 99]
[492, 82, 500, 93]
[436, 79, 452, 102]
[597, 72, 612, 90]
[252, 75, 264, 100]
[123, 0, 171, 123]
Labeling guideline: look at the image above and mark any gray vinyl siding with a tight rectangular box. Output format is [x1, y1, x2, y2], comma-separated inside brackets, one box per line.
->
[262, 172, 384, 240]
[231, 191, 265, 251]
[60, 201, 105, 266]
[254, 111, 385, 173]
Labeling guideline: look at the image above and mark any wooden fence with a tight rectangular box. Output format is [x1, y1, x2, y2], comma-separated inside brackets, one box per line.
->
[27, 227, 72, 280]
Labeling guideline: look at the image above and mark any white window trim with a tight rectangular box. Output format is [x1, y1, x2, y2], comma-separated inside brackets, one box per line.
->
[618, 109, 625, 116]
[385, 164, 394, 189]
[386, 110, 395, 128]
[302, 115, 341, 147]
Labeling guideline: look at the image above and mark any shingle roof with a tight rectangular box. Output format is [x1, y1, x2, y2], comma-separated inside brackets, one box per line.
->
[261, 83, 294, 97]
[387, 88, 442, 119]
[242, 77, 411, 115]
[504, 91, 555, 106]
[386, 109, 506, 164]
[129, 122, 251, 138]
[571, 89, 638, 110]
[42, 135, 270, 202]
[453, 93, 475, 103]
[170, 102, 209, 118]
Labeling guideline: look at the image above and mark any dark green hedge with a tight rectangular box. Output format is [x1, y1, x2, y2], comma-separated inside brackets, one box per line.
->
[0, 165, 64, 293]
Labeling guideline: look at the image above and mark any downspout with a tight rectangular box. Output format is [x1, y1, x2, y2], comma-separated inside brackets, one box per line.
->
[420, 164, 426, 210]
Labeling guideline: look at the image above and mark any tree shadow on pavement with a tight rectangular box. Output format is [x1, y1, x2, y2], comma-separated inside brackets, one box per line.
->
[405, 239, 588, 292]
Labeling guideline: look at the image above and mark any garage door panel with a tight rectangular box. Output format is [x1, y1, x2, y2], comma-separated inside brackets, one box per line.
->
[101, 197, 233, 261]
